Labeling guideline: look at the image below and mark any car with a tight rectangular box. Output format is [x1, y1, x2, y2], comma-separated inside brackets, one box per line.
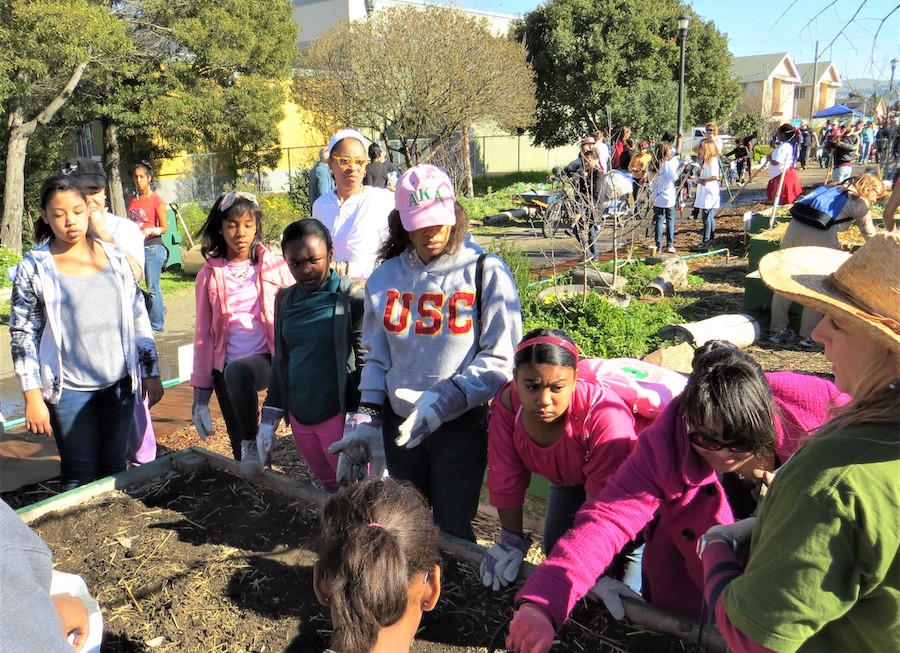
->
[684, 126, 733, 154]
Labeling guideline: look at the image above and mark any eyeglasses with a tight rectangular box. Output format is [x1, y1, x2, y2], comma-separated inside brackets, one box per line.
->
[687, 427, 754, 453]
[331, 156, 368, 170]
[220, 191, 258, 211]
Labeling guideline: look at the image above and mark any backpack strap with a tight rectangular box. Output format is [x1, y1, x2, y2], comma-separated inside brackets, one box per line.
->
[474, 252, 487, 347]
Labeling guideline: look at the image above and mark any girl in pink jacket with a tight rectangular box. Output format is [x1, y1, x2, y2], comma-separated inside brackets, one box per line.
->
[506, 342, 846, 653]
[481, 328, 638, 591]
[190, 191, 293, 474]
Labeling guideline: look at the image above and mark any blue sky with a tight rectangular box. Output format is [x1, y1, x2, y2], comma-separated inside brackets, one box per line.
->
[453, 0, 900, 83]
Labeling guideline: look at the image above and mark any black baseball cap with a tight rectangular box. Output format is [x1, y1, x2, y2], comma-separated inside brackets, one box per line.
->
[61, 157, 107, 189]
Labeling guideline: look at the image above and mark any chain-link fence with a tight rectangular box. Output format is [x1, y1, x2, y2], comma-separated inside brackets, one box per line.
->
[154, 136, 579, 205]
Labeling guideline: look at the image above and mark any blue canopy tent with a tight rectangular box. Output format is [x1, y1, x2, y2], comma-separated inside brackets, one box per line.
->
[813, 104, 865, 118]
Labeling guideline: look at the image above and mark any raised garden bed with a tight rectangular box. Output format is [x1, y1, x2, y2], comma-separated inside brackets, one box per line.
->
[19, 449, 721, 652]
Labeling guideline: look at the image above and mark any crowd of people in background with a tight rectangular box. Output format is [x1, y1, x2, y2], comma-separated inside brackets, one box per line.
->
[3, 120, 899, 653]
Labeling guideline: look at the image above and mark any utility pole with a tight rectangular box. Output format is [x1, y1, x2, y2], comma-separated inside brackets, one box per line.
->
[808, 41, 819, 122]
[676, 15, 691, 138]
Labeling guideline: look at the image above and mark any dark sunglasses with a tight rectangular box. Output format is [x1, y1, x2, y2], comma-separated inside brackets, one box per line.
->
[687, 429, 754, 453]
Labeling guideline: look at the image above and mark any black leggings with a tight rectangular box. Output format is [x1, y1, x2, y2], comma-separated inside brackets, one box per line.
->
[213, 353, 272, 460]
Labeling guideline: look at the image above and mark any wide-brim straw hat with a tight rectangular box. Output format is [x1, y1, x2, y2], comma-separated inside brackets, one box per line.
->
[759, 232, 900, 352]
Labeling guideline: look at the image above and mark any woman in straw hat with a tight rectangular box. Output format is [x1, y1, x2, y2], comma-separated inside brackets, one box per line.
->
[699, 232, 900, 653]
[767, 172, 886, 349]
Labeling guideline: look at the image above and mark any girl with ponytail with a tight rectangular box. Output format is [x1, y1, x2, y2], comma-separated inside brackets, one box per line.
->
[314, 478, 441, 653]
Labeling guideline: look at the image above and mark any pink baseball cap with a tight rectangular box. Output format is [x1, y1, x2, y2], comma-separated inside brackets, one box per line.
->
[395, 164, 456, 232]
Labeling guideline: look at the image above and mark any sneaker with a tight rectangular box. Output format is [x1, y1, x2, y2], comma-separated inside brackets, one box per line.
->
[240, 440, 264, 476]
[768, 328, 797, 345]
[798, 337, 820, 350]
[666, 246, 677, 253]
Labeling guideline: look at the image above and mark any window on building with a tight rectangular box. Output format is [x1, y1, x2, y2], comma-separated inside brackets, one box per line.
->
[75, 125, 94, 159]
[794, 86, 807, 100]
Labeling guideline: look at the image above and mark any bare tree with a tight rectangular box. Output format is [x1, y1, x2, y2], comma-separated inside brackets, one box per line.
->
[294, 5, 535, 195]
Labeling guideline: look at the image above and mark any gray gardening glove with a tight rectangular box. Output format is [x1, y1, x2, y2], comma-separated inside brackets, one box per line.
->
[256, 406, 283, 468]
[480, 529, 532, 591]
[192, 387, 214, 441]
[328, 412, 386, 484]
[591, 575, 644, 620]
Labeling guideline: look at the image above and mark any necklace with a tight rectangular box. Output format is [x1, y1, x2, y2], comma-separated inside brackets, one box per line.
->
[226, 261, 254, 282]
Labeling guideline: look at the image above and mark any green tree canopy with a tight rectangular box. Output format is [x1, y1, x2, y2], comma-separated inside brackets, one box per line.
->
[0, 0, 130, 253]
[515, 0, 739, 146]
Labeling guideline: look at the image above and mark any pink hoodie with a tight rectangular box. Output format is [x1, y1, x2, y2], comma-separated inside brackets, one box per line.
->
[516, 372, 847, 624]
[191, 244, 293, 389]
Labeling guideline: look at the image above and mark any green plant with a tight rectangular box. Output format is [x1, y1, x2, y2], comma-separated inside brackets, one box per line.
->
[0, 246, 22, 288]
[472, 171, 550, 196]
[523, 291, 682, 359]
[287, 169, 312, 217]
[176, 202, 212, 241]
[727, 112, 764, 140]
[485, 240, 535, 303]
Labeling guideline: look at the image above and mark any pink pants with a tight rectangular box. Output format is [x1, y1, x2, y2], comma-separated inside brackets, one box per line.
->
[288, 412, 343, 493]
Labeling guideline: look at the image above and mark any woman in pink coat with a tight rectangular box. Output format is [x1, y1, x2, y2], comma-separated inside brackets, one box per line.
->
[506, 341, 846, 653]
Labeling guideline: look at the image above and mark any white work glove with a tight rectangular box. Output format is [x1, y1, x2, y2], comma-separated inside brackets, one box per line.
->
[590, 575, 644, 621]
[395, 388, 443, 448]
[256, 406, 283, 468]
[328, 411, 386, 484]
[192, 387, 214, 441]
[480, 529, 532, 591]
[705, 518, 756, 548]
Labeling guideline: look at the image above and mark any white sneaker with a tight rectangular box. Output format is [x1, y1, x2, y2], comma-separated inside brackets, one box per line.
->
[768, 328, 797, 345]
[240, 440, 264, 476]
[666, 246, 676, 253]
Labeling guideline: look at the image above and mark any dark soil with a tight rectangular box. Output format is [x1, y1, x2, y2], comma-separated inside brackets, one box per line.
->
[30, 468, 688, 653]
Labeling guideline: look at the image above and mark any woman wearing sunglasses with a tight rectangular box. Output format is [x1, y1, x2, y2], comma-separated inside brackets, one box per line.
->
[312, 129, 395, 280]
[190, 191, 294, 474]
[506, 341, 845, 653]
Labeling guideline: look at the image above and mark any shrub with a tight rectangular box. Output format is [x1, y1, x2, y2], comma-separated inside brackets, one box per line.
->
[472, 171, 550, 195]
[524, 291, 682, 359]
[288, 169, 312, 217]
[0, 246, 22, 288]
[487, 242, 683, 359]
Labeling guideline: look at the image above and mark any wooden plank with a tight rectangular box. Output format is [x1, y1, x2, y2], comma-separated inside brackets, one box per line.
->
[15, 447, 726, 652]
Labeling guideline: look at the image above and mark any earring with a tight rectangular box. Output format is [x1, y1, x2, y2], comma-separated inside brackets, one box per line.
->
[421, 601, 429, 609]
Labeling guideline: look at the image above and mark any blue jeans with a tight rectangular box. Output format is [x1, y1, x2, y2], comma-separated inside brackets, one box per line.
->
[144, 242, 167, 331]
[543, 484, 643, 593]
[832, 165, 853, 183]
[699, 208, 716, 243]
[653, 206, 675, 249]
[50, 376, 135, 490]
[213, 353, 272, 460]
[383, 405, 488, 542]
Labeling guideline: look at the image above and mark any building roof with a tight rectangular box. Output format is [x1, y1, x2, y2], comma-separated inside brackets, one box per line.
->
[795, 61, 842, 87]
[732, 53, 801, 84]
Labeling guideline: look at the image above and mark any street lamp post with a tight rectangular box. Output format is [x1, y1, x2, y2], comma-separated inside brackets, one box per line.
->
[676, 15, 691, 139]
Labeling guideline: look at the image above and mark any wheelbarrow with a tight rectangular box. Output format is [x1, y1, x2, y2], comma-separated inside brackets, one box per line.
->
[518, 189, 566, 238]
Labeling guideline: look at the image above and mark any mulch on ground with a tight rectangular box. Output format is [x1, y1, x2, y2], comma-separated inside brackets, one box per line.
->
[29, 466, 690, 653]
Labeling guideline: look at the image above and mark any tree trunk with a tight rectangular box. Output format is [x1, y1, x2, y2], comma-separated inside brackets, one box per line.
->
[461, 126, 474, 199]
[104, 119, 127, 218]
[1, 109, 28, 254]
[0, 61, 89, 254]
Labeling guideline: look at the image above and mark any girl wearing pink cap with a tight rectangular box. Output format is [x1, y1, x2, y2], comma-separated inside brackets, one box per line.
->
[330, 164, 522, 541]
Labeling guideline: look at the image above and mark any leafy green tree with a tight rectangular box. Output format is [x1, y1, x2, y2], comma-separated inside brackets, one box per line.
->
[0, 0, 129, 254]
[68, 0, 297, 213]
[295, 5, 535, 193]
[727, 113, 764, 141]
[515, 0, 739, 146]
